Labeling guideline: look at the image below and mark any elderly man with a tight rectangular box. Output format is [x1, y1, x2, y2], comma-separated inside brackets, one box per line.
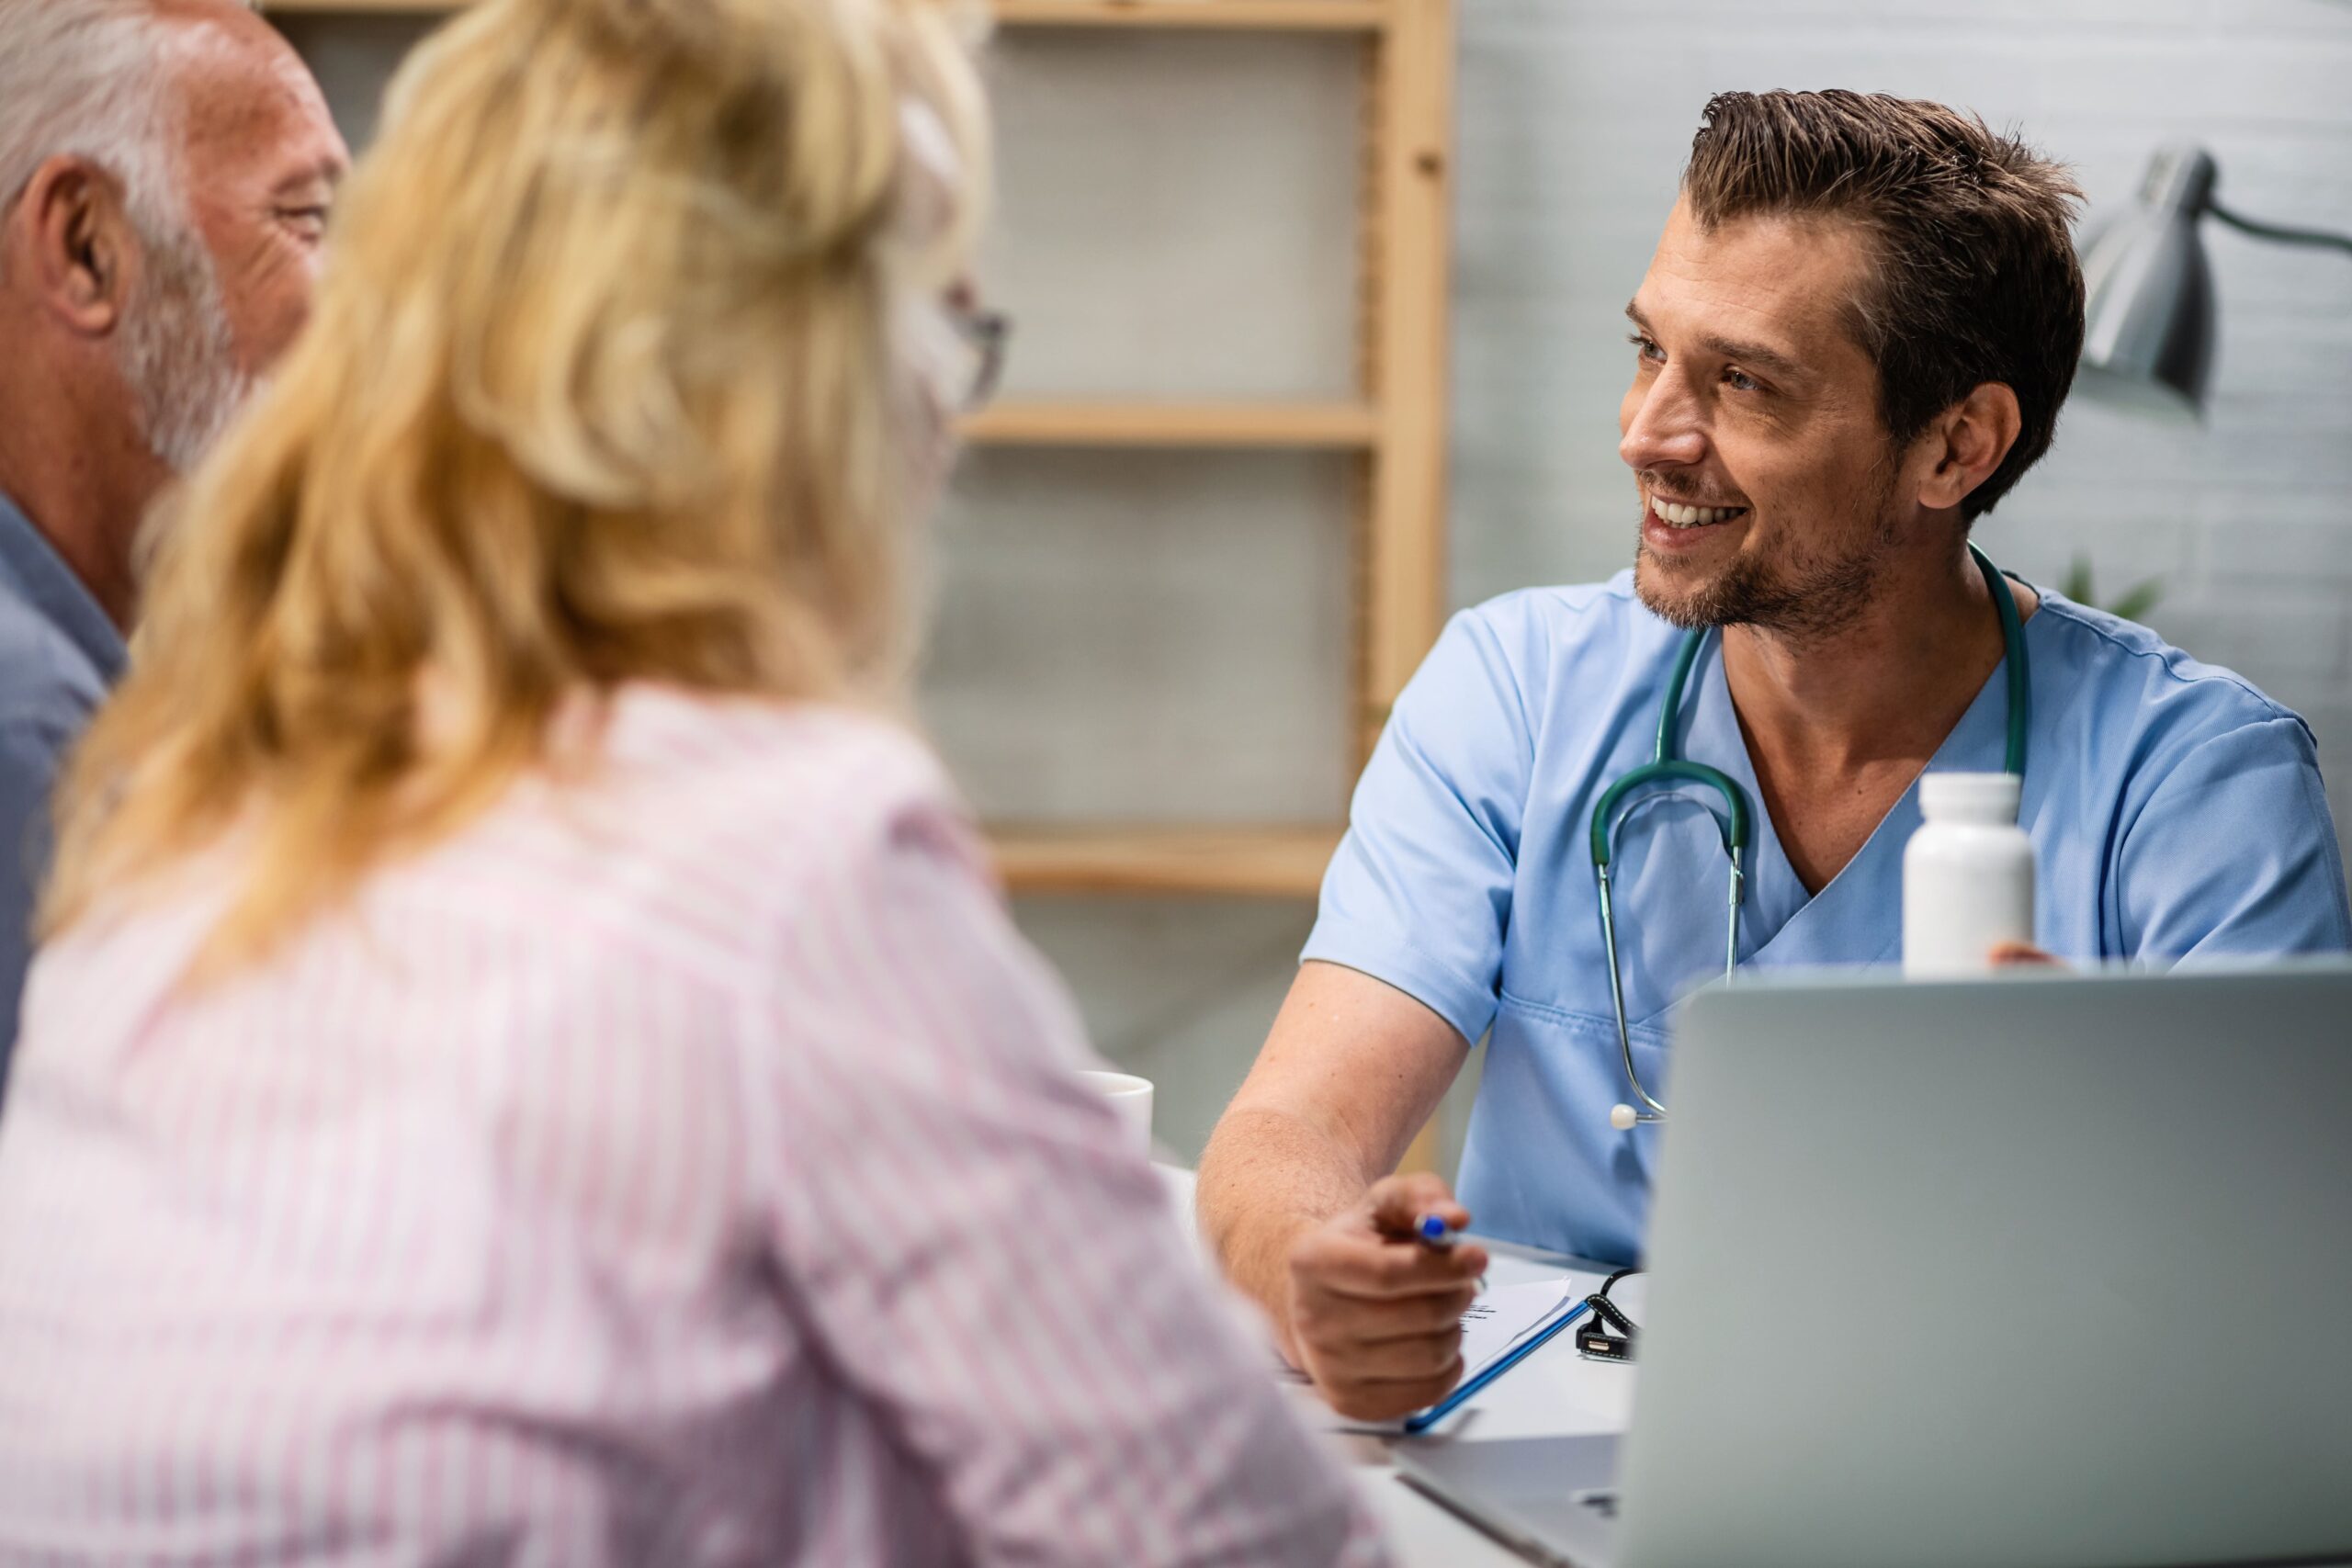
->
[0, 0, 345, 1081]
[1198, 90, 2351, 1422]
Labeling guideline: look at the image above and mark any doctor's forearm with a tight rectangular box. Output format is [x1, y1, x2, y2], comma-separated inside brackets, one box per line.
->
[1196, 1106, 1378, 1363]
[1199, 963, 1469, 1359]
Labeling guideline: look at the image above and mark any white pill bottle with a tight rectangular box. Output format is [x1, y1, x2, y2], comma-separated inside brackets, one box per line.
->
[1903, 772, 2035, 978]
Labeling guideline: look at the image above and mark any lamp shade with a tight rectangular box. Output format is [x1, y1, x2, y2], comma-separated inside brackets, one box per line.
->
[2075, 146, 2218, 418]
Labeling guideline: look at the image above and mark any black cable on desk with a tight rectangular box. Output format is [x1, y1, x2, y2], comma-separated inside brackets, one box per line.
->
[1574, 1268, 1644, 1362]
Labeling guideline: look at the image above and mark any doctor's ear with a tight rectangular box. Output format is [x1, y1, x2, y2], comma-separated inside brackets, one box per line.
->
[11, 155, 139, 337]
[1914, 382, 2021, 513]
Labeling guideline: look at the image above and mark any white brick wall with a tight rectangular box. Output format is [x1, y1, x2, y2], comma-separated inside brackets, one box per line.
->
[1452, 0, 2352, 867]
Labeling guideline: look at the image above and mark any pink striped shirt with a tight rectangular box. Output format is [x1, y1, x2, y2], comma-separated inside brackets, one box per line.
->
[0, 688, 1387, 1567]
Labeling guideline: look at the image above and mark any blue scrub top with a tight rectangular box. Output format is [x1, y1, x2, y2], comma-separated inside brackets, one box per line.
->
[1304, 571, 2352, 1265]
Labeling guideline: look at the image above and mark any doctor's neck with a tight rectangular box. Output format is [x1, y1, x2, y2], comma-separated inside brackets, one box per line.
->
[1716, 527, 2037, 779]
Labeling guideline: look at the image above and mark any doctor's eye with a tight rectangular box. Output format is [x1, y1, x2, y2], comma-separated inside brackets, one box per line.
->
[1628, 333, 1665, 363]
[1722, 366, 1761, 392]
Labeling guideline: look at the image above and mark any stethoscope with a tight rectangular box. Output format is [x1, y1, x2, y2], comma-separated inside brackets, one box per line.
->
[1594, 542, 2032, 1132]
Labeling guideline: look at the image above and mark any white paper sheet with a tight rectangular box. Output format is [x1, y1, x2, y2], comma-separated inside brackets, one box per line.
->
[1298, 1275, 1582, 1434]
[1454, 1276, 1581, 1377]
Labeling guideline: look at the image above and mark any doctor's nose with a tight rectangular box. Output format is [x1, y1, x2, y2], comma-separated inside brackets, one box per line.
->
[1619, 375, 1709, 474]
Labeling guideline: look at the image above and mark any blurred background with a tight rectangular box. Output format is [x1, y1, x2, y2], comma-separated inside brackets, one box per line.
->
[274, 0, 2352, 1172]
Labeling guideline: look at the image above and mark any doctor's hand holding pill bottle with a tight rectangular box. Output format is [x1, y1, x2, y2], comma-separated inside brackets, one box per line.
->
[1280, 1171, 1487, 1422]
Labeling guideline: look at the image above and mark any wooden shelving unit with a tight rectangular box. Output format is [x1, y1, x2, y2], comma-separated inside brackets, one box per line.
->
[959, 400, 1379, 450]
[262, 0, 1453, 902]
[993, 0, 1389, 30]
[274, 0, 1391, 26]
[992, 825, 1345, 897]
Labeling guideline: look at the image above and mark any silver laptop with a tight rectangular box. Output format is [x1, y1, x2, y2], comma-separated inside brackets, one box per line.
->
[1396, 962, 2352, 1568]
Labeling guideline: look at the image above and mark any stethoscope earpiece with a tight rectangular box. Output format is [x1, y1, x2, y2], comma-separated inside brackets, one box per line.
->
[1609, 1103, 1643, 1132]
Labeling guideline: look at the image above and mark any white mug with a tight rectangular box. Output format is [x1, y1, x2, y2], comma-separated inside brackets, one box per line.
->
[1078, 1069, 1154, 1157]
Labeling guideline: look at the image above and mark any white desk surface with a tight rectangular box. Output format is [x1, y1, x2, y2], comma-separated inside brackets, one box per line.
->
[1155, 1166, 1629, 1567]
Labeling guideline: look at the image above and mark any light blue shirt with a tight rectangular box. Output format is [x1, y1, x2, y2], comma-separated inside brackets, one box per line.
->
[0, 491, 126, 1092]
[1305, 571, 2352, 1266]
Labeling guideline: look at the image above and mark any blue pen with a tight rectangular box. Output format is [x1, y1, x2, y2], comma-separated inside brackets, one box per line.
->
[1404, 1213, 1581, 1436]
[1402, 1296, 1589, 1435]
[1412, 1213, 1487, 1296]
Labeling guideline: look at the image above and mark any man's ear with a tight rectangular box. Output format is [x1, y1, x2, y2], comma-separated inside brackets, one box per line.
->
[17, 154, 138, 337]
[1916, 382, 2022, 513]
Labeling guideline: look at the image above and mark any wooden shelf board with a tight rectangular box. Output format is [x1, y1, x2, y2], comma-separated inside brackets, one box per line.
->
[958, 400, 1378, 449]
[989, 1, 1389, 29]
[989, 825, 1342, 897]
[263, 0, 452, 11]
[265, 0, 1391, 27]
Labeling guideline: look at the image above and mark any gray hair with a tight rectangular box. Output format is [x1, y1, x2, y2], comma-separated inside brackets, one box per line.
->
[0, 0, 264, 471]
[0, 0, 227, 237]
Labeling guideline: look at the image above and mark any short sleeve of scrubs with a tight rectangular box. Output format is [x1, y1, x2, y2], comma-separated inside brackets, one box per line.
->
[2118, 715, 2352, 961]
[1303, 604, 1540, 1044]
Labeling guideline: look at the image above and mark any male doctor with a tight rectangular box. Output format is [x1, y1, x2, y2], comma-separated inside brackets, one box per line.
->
[1197, 89, 2352, 1422]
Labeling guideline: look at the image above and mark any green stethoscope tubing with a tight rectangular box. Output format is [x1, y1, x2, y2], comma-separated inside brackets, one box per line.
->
[1590, 542, 2031, 1127]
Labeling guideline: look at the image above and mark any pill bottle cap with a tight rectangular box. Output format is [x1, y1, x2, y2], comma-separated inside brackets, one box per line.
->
[1918, 771, 2021, 825]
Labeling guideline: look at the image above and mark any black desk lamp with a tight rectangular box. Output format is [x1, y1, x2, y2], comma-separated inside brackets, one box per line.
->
[2075, 145, 2352, 418]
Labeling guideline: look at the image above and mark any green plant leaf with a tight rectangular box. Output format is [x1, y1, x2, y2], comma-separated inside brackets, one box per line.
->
[2109, 581, 2165, 623]
[2054, 554, 2165, 621]
[2061, 554, 2095, 604]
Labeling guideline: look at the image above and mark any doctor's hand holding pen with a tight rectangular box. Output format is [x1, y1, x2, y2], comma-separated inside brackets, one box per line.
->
[1283, 1171, 1489, 1422]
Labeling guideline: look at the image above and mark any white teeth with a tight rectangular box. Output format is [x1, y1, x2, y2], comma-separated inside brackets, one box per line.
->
[1654, 499, 1745, 528]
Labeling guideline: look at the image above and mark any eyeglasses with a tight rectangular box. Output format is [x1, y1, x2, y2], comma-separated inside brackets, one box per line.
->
[946, 299, 1012, 412]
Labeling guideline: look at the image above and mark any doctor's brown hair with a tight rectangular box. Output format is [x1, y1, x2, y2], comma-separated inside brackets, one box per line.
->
[1681, 89, 2085, 520]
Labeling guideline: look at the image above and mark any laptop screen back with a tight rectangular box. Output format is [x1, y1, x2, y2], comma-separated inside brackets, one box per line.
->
[1616, 964, 2352, 1568]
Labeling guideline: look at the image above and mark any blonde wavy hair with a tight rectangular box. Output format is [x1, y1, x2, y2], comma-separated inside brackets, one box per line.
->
[41, 0, 989, 964]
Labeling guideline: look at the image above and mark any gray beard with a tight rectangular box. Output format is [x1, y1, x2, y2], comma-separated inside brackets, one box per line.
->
[118, 226, 251, 475]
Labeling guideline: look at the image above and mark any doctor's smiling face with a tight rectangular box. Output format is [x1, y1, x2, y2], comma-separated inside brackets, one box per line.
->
[1620, 197, 1913, 638]
[1619, 92, 2086, 643]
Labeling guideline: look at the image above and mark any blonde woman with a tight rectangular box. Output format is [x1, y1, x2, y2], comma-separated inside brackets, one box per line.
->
[0, 0, 1390, 1561]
